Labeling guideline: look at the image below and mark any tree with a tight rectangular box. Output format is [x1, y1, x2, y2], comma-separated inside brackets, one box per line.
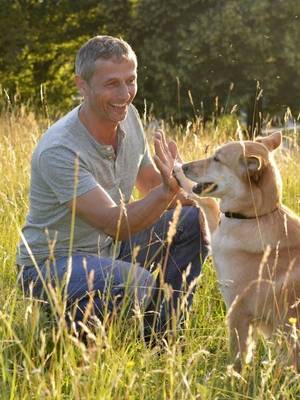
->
[1, 0, 299, 121]
[132, 0, 300, 122]
[0, 0, 133, 114]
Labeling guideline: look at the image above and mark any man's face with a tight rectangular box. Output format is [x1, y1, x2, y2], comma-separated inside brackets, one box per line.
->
[80, 57, 137, 123]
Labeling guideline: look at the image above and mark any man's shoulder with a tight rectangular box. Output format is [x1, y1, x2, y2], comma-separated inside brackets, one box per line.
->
[121, 104, 144, 137]
[125, 103, 141, 124]
[34, 106, 81, 155]
[127, 103, 140, 118]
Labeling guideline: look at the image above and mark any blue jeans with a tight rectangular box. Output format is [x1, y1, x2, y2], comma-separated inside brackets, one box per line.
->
[19, 206, 209, 338]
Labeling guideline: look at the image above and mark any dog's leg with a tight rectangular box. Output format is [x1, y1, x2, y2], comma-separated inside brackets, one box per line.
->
[196, 197, 220, 234]
[227, 308, 253, 370]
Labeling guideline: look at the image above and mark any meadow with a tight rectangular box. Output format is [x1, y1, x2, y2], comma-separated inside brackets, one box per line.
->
[0, 103, 300, 399]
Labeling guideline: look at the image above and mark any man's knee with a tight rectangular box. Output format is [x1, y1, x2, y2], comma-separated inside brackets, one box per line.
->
[179, 206, 200, 230]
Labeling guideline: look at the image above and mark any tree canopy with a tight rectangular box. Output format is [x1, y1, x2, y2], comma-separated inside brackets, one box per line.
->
[0, 0, 299, 121]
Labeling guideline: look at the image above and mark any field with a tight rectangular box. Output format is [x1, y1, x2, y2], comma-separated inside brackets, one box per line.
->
[0, 105, 300, 399]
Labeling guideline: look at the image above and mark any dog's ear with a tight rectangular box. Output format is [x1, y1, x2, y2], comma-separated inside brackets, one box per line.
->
[255, 131, 282, 151]
[239, 155, 262, 183]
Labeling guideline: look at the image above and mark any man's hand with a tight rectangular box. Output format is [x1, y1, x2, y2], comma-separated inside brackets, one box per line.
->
[69, 129, 195, 239]
[153, 129, 180, 196]
[153, 129, 196, 208]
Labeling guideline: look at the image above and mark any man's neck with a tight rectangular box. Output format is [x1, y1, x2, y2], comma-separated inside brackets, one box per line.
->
[79, 106, 118, 149]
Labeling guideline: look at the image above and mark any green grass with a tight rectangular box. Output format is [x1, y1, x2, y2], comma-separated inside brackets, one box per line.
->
[0, 106, 300, 399]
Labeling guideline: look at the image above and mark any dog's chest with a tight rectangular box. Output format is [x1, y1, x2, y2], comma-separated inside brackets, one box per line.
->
[211, 249, 240, 306]
[211, 219, 259, 306]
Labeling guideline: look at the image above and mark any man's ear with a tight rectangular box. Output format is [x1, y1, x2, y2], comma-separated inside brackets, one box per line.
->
[239, 155, 262, 183]
[255, 131, 282, 151]
[74, 75, 87, 97]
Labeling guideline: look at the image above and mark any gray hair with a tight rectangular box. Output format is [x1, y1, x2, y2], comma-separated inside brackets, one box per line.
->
[75, 35, 137, 82]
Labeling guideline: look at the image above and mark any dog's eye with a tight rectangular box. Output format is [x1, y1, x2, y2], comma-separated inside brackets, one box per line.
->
[213, 155, 220, 162]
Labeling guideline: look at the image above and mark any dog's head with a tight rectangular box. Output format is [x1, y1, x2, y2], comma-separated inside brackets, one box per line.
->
[180, 131, 282, 215]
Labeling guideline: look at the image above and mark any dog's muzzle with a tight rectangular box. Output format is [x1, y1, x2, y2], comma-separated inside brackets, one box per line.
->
[192, 182, 218, 194]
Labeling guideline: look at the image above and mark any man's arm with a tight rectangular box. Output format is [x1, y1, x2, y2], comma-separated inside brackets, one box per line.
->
[68, 182, 176, 240]
[136, 163, 162, 196]
[136, 163, 196, 208]
[67, 131, 180, 240]
[135, 134, 197, 208]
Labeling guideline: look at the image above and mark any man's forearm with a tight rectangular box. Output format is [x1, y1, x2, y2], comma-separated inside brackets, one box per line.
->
[73, 129, 181, 238]
[104, 185, 177, 240]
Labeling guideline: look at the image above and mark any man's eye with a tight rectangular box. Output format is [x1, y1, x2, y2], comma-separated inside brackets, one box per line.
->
[213, 156, 220, 162]
[128, 79, 136, 85]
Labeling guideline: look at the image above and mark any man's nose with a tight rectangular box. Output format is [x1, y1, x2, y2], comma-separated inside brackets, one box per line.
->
[118, 83, 131, 99]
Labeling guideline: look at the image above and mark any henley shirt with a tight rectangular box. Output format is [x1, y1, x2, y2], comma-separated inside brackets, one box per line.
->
[17, 104, 152, 266]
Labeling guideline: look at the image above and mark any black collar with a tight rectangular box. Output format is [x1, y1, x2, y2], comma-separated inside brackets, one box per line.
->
[224, 208, 278, 220]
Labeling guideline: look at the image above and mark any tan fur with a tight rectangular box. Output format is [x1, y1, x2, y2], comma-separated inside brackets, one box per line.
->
[173, 162, 220, 235]
[178, 132, 300, 369]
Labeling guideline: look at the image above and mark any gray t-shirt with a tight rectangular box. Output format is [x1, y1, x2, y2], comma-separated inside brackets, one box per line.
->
[17, 104, 152, 266]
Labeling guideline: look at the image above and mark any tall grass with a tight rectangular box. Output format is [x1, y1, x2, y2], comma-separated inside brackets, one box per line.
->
[0, 103, 300, 399]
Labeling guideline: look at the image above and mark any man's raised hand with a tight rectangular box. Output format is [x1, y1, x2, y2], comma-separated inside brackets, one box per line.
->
[153, 129, 180, 195]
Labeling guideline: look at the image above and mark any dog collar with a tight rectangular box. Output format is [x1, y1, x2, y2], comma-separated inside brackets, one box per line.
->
[224, 208, 278, 219]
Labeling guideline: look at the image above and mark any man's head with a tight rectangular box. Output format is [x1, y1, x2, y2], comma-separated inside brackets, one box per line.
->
[75, 35, 137, 83]
[75, 36, 138, 124]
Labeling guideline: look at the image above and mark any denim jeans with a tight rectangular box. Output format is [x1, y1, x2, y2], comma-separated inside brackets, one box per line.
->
[19, 206, 209, 337]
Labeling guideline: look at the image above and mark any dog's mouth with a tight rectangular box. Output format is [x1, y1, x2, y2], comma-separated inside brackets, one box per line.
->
[192, 182, 218, 195]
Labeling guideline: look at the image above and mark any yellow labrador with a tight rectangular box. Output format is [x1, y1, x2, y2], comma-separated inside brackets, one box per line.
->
[175, 132, 300, 368]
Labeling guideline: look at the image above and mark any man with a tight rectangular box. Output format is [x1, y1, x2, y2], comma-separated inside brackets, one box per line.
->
[17, 35, 209, 341]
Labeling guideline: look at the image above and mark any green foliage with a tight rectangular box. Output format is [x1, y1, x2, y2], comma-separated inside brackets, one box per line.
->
[0, 0, 133, 115]
[132, 0, 300, 120]
[0, 0, 300, 120]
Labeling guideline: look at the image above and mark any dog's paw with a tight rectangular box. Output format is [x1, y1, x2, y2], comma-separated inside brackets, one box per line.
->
[173, 162, 196, 197]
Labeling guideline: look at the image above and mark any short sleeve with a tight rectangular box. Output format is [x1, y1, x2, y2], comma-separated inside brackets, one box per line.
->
[38, 146, 98, 204]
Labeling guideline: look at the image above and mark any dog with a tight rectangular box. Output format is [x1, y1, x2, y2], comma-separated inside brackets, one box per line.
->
[175, 131, 300, 369]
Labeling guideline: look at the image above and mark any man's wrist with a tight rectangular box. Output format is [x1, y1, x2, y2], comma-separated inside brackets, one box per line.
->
[160, 183, 179, 202]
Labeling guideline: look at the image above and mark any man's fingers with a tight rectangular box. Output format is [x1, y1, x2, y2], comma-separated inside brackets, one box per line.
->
[154, 129, 168, 153]
[168, 140, 184, 163]
[161, 129, 168, 151]
[154, 137, 168, 165]
[154, 131, 179, 178]
[154, 155, 180, 194]
[154, 130, 162, 140]
[168, 140, 178, 160]
[153, 154, 168, 176]
[176, 151, 183, 163]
